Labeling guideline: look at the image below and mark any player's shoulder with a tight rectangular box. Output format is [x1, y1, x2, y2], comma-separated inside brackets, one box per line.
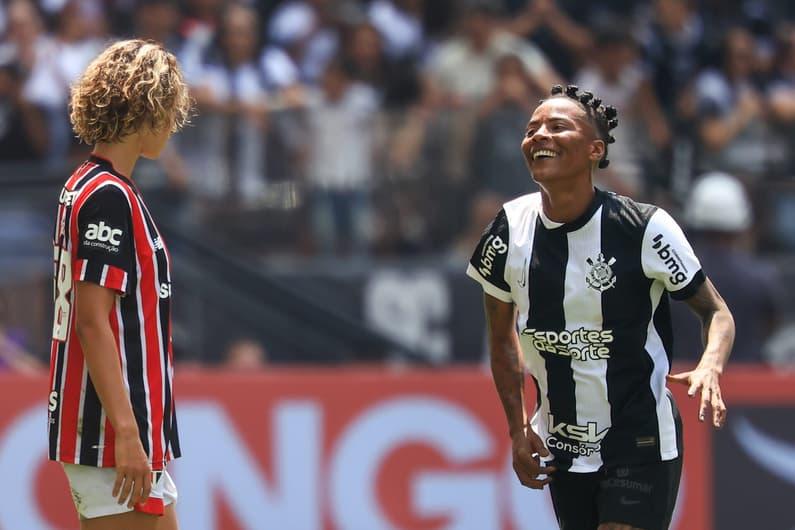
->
[503, 191, 543, 222]
[599, 190, 661, 232]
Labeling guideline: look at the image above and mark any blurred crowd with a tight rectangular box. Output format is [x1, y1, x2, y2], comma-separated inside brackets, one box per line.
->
[1, 0, 795, 367]
[0, 0, 793, 255]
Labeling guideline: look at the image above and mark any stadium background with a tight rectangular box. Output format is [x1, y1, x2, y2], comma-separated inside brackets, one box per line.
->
[1, 0, 794, 528]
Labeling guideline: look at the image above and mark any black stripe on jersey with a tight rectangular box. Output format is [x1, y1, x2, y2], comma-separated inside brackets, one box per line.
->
[119, 271, 151, 457]
[654, 294, 674, 366]
[600, 195, 661, 465]
[82, 259, 105, 284]
[526, 217, 577, 470]
[78, 379, 102, 465]
[49, 341, 67, 460]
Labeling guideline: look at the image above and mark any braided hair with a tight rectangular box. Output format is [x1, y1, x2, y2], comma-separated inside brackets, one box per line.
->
[548, 84, 618, 169]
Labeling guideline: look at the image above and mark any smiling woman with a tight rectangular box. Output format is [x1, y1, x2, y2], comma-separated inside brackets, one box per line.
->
[466, 85, 736, 530]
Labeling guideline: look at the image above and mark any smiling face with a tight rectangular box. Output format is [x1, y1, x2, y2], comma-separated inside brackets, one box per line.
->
[521, 97, 606, 186]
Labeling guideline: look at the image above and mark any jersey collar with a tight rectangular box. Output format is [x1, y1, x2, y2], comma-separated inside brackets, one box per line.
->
[88, 154, 135, 187]
[538, 188, 604, 233]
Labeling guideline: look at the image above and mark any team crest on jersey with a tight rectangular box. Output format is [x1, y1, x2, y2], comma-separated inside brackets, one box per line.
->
[586, 253, 617, 292]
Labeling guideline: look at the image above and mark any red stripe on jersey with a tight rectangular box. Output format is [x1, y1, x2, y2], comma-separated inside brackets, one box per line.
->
[127, 198, 165, 468]
[57, 329, 83, 462]
[65, 161, 98, 190]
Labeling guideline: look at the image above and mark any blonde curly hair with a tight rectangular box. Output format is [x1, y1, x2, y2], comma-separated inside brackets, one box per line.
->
[70, 39, 192, 145]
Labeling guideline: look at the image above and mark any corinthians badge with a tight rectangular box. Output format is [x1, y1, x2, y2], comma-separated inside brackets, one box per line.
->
[586, 253, 617, 292]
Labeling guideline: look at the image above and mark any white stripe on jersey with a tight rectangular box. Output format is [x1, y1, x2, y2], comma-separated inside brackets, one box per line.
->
[645, 281, 679, 460]
[564, 207, 612, 472]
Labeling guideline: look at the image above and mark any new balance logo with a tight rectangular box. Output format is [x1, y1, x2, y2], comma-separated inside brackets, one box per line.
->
[85, 222, 122, 246]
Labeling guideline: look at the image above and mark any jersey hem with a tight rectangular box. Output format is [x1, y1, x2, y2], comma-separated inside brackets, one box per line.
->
[466, 263, 512, 303]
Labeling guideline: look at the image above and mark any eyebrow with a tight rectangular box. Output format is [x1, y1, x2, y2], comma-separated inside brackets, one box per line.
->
[526, 116, 575, 129]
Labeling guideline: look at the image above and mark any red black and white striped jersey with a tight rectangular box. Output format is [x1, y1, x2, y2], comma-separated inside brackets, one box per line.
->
[48, 155, 180, 470]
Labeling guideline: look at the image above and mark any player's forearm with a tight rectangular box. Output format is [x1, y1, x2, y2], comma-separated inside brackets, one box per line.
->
[698, 306, 735, 374]
[686, 280, 735, 374]
[75, 321, 139, 437]
[490, 336, 528, 439]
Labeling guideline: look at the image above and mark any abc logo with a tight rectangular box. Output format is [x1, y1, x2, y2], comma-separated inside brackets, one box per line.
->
[85, 222, 122, 246]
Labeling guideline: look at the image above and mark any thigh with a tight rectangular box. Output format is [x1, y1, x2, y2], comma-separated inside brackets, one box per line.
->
[81, 503, 178, 530]
[548, 470, 601, 530]
[597, 458, 683, 530]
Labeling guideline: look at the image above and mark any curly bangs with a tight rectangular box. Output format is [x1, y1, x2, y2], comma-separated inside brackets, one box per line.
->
[69, 39, 192, 145]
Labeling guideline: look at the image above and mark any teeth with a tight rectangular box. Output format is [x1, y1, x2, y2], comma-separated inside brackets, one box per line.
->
[533, 149, 557, 160]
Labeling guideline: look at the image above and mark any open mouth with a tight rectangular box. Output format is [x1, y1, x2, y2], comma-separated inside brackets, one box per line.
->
[532, 149, 558, 161]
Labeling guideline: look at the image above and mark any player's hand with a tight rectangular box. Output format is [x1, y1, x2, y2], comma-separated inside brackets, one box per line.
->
[667, 367, 727, 428]
[511, 426, 556, 490]
[112, 430, 152, 509]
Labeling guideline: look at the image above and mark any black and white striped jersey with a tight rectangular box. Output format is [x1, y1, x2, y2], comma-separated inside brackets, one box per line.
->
[467, 189, 705, 472]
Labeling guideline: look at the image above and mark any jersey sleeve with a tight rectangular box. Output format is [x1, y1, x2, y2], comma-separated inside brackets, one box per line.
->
[72, 186, 134, 295]
[466, 208, 512, 303]
[641, 208, 705, 300]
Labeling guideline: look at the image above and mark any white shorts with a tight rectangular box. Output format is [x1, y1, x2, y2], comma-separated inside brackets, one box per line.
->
[62, 463, 178, 519]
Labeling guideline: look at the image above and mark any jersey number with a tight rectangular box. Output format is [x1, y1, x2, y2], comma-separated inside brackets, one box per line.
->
[52, 247, 72, 341]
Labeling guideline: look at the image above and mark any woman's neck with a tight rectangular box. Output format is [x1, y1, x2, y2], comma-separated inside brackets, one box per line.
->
[540, 180, 596, 224]
[91, 135, 141, 178]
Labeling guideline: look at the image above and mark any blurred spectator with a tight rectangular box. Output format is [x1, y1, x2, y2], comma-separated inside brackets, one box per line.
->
[471, 53, 540, 199]
[639, 0, 707, 115]
[507, 0, 595, 79]
[671, 172, 783, 363]
[422, 1, 560, 107]
[574, 25, 671, 198]
[22, 0, 106, 164]
[0, 51, 46, 161]
[343, 21, 421, 108]
[180, 3, 269, 205]
[178, 0, 224, 82]
[767, 24, 795, 175]
[131, 0, 182, 50]
[693, 27, 789, 181]
[221, 338, 268, 370]
[300, 58, 378, 255]
[367, 0, 425, 60]
[260, 0, 339, 94]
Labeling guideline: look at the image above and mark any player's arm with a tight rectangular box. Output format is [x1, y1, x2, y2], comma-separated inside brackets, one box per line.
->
[484, 294, 556, 488]
[74, 282, 152, 507]
[667, 278, 734, 428]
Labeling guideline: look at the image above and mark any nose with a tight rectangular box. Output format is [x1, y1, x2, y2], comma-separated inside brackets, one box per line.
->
[528, 124, 552, 145]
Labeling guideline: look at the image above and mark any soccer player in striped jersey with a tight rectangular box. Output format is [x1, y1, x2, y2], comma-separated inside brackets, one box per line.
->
[468, 85, 735, 530]
[48, 40, 191, 529]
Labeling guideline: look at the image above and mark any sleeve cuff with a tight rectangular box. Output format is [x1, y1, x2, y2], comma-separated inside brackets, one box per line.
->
[466, 263, 513, 303]
[670, 269, 706, 300]
[73, 259, 129, 295]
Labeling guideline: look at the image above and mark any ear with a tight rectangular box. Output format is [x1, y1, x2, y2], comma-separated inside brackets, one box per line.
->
[589, 138, 606, 165]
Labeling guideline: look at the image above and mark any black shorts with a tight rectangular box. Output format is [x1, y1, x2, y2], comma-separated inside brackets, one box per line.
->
[548, 456, 682, 530]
